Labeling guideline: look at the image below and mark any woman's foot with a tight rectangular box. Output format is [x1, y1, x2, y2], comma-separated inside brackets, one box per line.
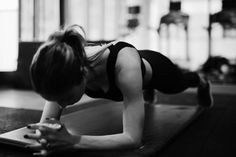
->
[197, 78, 213, 108]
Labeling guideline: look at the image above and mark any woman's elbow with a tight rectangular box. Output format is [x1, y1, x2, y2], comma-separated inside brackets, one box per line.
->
[126, 135, 143, 149]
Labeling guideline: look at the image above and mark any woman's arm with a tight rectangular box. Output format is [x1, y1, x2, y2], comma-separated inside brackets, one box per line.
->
[73, 47, 145, 149]
[40, 101, 63, 123]
[27, 47, 145, 151]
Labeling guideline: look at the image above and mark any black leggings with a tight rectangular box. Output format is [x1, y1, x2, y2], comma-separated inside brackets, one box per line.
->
[139, 50, 200, 94]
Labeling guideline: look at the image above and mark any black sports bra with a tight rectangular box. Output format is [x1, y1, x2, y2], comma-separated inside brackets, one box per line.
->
[85, 41, 146, 101]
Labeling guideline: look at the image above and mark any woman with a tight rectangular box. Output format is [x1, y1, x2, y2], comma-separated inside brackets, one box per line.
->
[25, 25, 213, 156]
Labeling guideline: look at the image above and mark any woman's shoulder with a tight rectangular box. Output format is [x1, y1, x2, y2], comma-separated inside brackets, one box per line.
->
[114, 42, 141, 69]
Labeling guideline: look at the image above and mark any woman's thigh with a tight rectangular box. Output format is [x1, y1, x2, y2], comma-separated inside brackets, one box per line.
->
[139, 50, 189, 94]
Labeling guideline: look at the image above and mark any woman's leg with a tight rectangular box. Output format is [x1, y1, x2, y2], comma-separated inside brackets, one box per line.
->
[140, 50, 199, 93]
[139, 50, 213, 107]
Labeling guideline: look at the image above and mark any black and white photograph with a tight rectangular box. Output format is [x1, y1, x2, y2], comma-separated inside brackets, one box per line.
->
[0, 0, 235, 156]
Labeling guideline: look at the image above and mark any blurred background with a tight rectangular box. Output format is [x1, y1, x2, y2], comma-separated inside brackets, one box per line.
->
[0, 1, 236, 155]
[0, 0, 236, 89]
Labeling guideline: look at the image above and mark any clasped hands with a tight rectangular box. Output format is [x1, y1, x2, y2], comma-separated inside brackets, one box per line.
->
[24, 118, 79, 156]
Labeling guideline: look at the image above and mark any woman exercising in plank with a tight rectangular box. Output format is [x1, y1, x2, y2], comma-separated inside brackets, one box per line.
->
[25, 25, 213, 156]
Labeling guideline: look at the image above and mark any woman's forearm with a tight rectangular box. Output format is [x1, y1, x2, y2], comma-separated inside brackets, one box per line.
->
[73, 133, 141, 150]
[40, 101, 63, 123]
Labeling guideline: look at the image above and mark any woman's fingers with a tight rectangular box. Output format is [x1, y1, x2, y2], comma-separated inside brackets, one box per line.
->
[26, 143, 43, 150]
[33, 149, 48, 156]
[25, 133, 57, 142]
[28, 124, 54, 131]
[25, 121, 69, 156]
[27, 122, 62, 132]
[38, 138, 48, 145]
[24, 132, 41, 140]
[24, 129, 52, 141]
[27, 125, 59, 138]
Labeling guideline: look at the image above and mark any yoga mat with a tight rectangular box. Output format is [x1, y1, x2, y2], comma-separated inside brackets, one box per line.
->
[57, 101, 204, 157]
[0, 99, 204, 157]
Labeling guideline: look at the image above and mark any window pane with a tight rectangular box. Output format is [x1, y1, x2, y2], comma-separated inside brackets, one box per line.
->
[104, 0, 119, 39]
[0, 0, 18, 71]
[20, 0, 34, 41]
[36, 0, 59, 41]
[66, 0, 89, 32]
[87, 0, 104, 40]
[66, 0, 127, 40]
[20, 0, 59, 41]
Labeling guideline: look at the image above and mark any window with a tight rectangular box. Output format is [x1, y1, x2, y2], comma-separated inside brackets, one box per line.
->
[20, 0, 125, 41]
[0, 0, 18, 71]
[20, 0, 59, 41]
[65, 0, 125, 40]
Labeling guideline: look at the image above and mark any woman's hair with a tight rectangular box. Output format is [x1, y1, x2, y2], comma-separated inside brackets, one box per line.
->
[30, 25, 90, 97]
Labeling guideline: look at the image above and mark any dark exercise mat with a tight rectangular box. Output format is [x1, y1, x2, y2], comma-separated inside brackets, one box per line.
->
[0, 107, 41, 157]
[57, 100, 204, 157]
[0, 107, 41, 134]
[0, 99, 204, 157]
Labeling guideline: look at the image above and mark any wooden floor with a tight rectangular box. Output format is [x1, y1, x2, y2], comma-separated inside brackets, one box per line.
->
[0, 88, 96, 110]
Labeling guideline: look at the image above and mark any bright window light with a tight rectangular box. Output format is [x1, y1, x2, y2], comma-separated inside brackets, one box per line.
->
[0, 0, 18, 71]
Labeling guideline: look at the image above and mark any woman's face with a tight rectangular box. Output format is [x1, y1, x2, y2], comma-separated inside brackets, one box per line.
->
[44, 78, 87, 108]
[58, 83, 86, 108]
